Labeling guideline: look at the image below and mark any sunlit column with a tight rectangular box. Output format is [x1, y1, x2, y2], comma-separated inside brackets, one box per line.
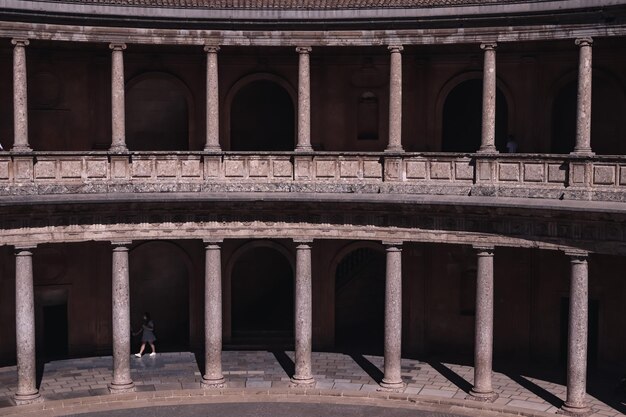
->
[109, 242, 134, 392]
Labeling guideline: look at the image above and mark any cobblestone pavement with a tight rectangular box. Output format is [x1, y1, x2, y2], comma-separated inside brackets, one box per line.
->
[0, 351, 624, 417]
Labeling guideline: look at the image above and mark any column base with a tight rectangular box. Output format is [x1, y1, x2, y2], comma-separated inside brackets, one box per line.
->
[14, 391, 41, 405]
[295, 145, 313, 152]
[203, 146, 222, 153]
[108, 381, 135, 393]
[201, 376, 226, 388]
[570, 149, 594, 157]
[384, 146, 404, 153]
[290, 375, 315, 387]
[559, 403, 592, 416]
[477, 146, 498, 154]
[109, 145, 128, 153]
[378, 379, 406, 391]
[467, 388, 499, 402]
[11, 145, 32, 153]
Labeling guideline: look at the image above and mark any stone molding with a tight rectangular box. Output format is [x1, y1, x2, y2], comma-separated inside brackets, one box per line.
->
[0, 20, 624, 47]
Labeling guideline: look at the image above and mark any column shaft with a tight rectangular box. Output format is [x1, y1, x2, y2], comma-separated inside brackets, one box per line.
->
[386, 45, 403, 152]
[12, 39, 30, 152]
[109, 243, 134, 392]
[469, 246, 497, 401]
[202, 241, 225, 387]
[110, 44, 127, 152]
[292, 241, 314, 385]
[381, 243, 404, 388]
[562, 252, 590, 414]
[573, 38, 593, 155]
[205, 46, 221, 151]
[14, 247, 40, 404]
[479, 43, 497, 153]
[296, 47, 312, 151]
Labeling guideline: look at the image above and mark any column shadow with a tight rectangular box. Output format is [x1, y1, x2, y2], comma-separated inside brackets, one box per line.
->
[193, 350, 205, 375]
[504, 372, 563, 409]
[272, 350, 295, 378]
[427, 360, 473, 394]
[349, 353, 384, 384]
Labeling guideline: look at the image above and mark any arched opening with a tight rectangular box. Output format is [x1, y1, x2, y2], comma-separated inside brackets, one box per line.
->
[231, 244, 294, 344]
[230, 79, 295, 151]
[126, 73, 191, 151]
[551, 76, 625, 154]
[130, 241, 191, 351]
[442, 79, 509, 153]
[335, 246, 385, 354]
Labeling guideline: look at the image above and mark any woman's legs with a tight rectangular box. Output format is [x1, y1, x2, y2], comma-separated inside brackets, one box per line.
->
[149, 342, 156, 355]
[135, 343, 146, 357]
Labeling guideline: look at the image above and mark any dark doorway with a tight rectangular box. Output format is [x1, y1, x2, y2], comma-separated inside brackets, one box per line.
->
[231, 245, 294, 344]
[442, 79, 509, 153]
[126, 74, 190, 151]
[335, 247, 385, 354]
[230, 80, 295, 151]
[559, 297, 599, 369]
[130, 241, 191, 351]
[42, 303, 68, 360]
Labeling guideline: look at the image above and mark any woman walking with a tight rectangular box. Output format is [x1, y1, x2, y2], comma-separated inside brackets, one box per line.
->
[134, 312, 156, 357]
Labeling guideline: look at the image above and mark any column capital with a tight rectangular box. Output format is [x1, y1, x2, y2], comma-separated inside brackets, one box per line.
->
[480, 42, 497, 51]
[388, 44, 404, 53]
[383, 241, 403, 250]
[109, 43, 127, 51]
[296, 46, 312, 54]
[564, 249, 588, 261]
[14, 245, 36, 254]
[473, 244, 495, 254]
[203, 238, 223, 246]
[294, 238, 313, 245]
[575, 37, 593, 47]
[111, 241, 132, 249]
[204, 45, 220, 53]
[11, 38, 29, 47]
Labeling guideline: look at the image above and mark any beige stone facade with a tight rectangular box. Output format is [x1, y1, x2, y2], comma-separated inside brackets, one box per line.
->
[0, 0, 626, 412]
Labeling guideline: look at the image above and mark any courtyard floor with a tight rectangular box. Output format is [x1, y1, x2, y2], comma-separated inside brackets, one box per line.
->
[0, 351, 624, 416]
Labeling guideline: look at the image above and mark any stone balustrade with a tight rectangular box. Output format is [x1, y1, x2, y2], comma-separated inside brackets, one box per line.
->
[1, 152, 626, 202]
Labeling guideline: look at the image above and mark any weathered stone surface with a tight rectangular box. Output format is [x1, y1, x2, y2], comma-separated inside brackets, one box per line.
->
[593, 165, 615, 185]
[497, 163, 519, 182]
[430, 161, 451, 180]
[406, 160, 427, 179]
[523, 163, 544, 182]
[34, 160, 56, 179]
[547, 163, 566, 183]
[156, 159, 178, 178]
[339, 159, 359, 178]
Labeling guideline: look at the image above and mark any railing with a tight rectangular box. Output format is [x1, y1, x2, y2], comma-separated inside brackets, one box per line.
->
[0, 151, 625, 202]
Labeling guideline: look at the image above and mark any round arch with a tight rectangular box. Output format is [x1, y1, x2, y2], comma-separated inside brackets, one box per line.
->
[224, 240, 295, 345]
[224, 73, 297, 151]
[330, 241, 386, 354]
[547, 69, 626, 155]
[125, 72, 196, 151]
[129, 240, 194, 350]
[435, 71, 515, 153]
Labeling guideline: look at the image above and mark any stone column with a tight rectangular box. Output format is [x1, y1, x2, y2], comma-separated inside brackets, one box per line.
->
[204, 45, 221, 152]
[478, 43, 497, 154]
[469, 245, 498, 401]
[11, 39, 31, 152]
[109, 242, 134, 393]
[296, 46, 313, 152]
[572, 38, 593, 155]
[386, 45, 404, 152]
[380, 242, 404, 389]
[292, 240, 314, 385]
[202, 239, 225, 387]
[109, 43, 127, 152]
[14, 246, 40, 404]
[561, 251, 590, 415]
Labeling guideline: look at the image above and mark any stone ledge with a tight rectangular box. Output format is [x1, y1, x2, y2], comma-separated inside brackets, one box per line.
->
[0, 388, 558, 417]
